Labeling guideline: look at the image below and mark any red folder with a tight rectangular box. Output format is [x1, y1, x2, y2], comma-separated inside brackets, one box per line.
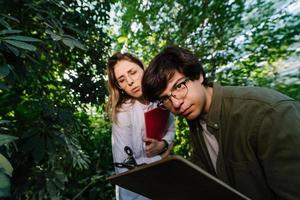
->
[144, 107, 170, 141]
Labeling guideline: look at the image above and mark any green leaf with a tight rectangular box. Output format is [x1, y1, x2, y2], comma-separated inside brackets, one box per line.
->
[4, 40, 37, 51]
[3, 35, 40, 42]
[63, 35, 86, 50]
[4, 43, 20, 56]
[117, 36, 128, 44]
[63, 34, 77, 40]
[0, 14, 20, 23]
[46, 29, 62, 41]
[0, 64, 10, 79]
[0, 29, 22, 35]
[72, 39, 86, 50]
[51, 34, 62, 41]
[0, 134, 18, 146]
[0, 171, 10, 197]
[62, 38, 74, 49]
[0, 154, 13, 177]
[0, 18, 10, 29]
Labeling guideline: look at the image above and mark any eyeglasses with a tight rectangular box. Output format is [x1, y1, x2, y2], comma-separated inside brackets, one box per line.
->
[116, 69, 141, 88]
[157, 77, 189, 110]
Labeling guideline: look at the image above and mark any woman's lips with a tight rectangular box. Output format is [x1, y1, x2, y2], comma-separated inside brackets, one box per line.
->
[132, 87, 140, 93]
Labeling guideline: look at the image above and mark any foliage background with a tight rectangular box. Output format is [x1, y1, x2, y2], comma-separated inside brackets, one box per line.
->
[0, 0, 299, 199]
[0, 0, 114, 199]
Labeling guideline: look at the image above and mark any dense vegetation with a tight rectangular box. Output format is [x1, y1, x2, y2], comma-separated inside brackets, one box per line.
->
[0, 0, 113, 199]
[0, 0, 299, 199]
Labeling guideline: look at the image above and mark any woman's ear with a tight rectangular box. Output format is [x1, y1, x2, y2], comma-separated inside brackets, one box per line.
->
[199, 74, 204, 84]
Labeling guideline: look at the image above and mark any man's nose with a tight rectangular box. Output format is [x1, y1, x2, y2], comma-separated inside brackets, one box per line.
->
[170, 96, 183, 109]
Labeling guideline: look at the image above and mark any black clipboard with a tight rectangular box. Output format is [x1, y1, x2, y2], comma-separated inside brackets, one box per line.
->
[107, 155, 250, 200]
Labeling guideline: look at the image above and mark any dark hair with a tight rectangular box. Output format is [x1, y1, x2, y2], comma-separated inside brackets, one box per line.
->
[142, 46, 208, 101]
[106, 52, 144, 122]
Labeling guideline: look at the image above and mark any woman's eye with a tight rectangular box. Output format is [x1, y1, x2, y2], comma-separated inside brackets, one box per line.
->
[118, 79, 125, 83]
[130, 71, 137, 75]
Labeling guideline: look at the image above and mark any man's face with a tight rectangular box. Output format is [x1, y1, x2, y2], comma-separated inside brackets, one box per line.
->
[158, 71, 212, 120]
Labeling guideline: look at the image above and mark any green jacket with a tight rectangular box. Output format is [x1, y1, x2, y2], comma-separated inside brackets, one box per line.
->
[188, 83, 300, 200]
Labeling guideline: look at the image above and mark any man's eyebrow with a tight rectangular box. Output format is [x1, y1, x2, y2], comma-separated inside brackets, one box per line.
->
[159, 77, 185, 98]
[171, 77, 185, 90]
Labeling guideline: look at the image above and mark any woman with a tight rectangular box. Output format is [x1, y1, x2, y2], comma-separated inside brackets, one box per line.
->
[106, 52, 175, 200]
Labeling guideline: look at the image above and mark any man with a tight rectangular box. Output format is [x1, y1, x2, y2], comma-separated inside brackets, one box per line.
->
[142, 46, 300, 200]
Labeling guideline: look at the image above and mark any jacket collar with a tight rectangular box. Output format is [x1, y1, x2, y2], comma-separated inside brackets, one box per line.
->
[206, 83, 223, 134]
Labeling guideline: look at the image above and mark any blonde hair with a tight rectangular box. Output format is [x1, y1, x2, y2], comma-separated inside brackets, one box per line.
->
[106, 52, 144, 123]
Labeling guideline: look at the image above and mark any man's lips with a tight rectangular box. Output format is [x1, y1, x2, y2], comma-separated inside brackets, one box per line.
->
[180, 105, 192, 117]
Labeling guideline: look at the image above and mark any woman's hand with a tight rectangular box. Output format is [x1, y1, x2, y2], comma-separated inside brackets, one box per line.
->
[160, 143, 173, 159]
[144, 137, 166, 157]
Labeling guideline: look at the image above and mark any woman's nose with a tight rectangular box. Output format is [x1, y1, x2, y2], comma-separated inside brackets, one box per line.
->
[127, 77, 134, 86]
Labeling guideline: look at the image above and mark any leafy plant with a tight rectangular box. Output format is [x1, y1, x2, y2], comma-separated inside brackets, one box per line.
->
[0, 0, 113, 199]
[0, 133, 18, 198]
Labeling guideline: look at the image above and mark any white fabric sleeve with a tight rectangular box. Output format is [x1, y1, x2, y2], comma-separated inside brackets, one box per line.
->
[112, 111, 133, 174]
[135, 152, 161, 165]
[112, 109, 161, 174]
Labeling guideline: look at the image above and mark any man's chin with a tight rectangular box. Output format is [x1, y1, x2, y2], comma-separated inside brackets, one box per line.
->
[185, 112, 198, 120]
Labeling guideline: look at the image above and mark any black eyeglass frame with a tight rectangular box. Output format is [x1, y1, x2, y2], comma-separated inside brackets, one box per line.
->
[157, 77, 190, 110]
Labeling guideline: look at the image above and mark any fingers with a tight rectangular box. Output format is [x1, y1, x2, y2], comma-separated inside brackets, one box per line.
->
[144, 139, 161, 157]
[143, 137, 152, 142]
[144, 137, 157, 143]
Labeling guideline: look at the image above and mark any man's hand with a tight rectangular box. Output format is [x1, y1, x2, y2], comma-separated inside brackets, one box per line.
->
[144, 137, 165, 157]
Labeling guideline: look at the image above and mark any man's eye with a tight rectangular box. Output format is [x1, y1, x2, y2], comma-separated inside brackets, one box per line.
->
[175, 82, 184, 90]
[160, 97, 169, 103]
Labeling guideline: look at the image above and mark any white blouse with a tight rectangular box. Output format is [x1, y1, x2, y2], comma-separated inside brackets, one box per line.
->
[112, 100, 175, 200]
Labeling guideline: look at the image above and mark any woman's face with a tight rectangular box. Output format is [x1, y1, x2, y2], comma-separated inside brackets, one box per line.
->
[114, 59, 144, 98]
